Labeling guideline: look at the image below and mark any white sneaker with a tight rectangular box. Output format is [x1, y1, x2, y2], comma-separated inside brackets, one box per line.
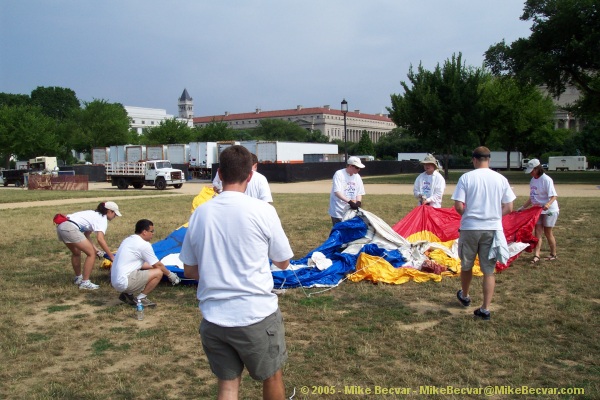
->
[168, 272, 181, 286]
[73, 276, 83, 286]
[79, 280, 100, 290]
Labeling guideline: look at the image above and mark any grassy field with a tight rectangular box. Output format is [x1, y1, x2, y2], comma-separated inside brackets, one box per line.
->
[0, 191, 598, 399]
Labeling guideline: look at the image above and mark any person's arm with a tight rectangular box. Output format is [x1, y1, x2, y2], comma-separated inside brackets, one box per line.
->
[428, 177, 445, 206]
[272, 259, 290, 270]
[502, 202, 513, 216]
[518, 198, 532, 211]
[184, 263, 199, 280]
[543, 196, 557, 211]
[95, 231, 114, 261]
[454, 200, 465, 216]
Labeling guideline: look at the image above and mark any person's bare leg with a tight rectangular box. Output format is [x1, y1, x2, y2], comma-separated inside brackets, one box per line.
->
[482, 273, 495, 310]
[141, 269, 163, 295]
[67, 240, 95, 280]
[460, 269, 473, 298]
[217, 376, 241, 400]
[533, 224, 544, 258]
[263, 369, 285, 400]
[544, 226, 557, 256]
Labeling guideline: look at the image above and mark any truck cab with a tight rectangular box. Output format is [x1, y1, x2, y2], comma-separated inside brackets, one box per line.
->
[144, 160, 184, 190]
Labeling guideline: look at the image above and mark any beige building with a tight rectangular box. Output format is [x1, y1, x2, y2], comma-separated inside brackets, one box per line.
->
[541, 85, 586, 132]
[192, 105, 396, 143]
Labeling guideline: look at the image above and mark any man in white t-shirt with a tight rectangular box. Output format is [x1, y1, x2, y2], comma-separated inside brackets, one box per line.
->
[328, 156, 366, 226]
[181, 145, 293, 399]
[451, 146, 516, 321]
[111, 219, 181, 308]
[413, 154, 446, 208]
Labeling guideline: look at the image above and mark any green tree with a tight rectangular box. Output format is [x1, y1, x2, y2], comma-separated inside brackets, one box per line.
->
[0, 105, 59, 167]
[388, 53, 483, 177]
[77, 100, 131, 152]
[253, 119, 309, 141]
[483, 77, 555, 168]
[0, 93, 30, 107]
[355, 131, 375, 156]
[484, 0, 600, 117]
[139, 118, 194, 144]
[30, 86, 80, 121]
[193, 121, 237, 142]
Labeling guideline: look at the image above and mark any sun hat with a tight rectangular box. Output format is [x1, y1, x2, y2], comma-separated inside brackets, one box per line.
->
[524, 158, 540, 174]
[420, 154, 438, 167]
[104, 201, 122, 216]
[347, 156, 365, 169]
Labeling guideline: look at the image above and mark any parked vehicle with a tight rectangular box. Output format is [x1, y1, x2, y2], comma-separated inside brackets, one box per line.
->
[105, 160, 185, 190]
[1, 169, 28, 187]
[489, 151, 523, 170]
[548, 156, 587, 171]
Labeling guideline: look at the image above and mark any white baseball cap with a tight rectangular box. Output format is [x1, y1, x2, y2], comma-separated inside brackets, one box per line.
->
[524, 159, 540, 173]
[104, 201, 122, 216]
[347, 156, 365, 169]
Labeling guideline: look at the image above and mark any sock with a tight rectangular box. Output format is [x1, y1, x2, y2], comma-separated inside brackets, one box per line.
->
[75, 275, 83, 280]
[480, 307, 490, 314]
[137, 293, 147, 300]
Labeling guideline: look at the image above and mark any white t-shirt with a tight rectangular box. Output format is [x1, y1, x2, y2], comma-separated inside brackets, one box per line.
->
[67, 210, 108, 234]
[413, 170, 446, 208]
[451, 168, 516, 230]
[328, 169, 366, 218]
[179, 191, 293, 327]
[111, 234, 159, 292]
[245, 171, 273, 202]
[529, 173, 559, 214]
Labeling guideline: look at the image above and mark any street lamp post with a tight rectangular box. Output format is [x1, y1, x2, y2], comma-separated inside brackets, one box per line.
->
[341, 99, 348, 163]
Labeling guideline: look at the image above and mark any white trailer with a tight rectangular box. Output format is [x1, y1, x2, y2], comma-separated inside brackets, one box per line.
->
[256, 141, 338, 163]
[489, 151, 523, 170]
[125, 145, 146, 162]
[166, 144, 189, 164]
[146, 145, 168, 161]
[92, 147, 110, 165]
[548, 156, 587, 171]
[189, 142, 218, 179]
[109, 145, 127, 162]
[397, 153, 429, 162]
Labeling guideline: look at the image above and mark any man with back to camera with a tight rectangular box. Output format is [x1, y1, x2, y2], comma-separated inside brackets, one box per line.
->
[328, 156, 366, 226]
[180, 145, 294, 399]
[451, 146, 516, 320]
[213, 153, 272, 203]
[111, 219, 181, 308]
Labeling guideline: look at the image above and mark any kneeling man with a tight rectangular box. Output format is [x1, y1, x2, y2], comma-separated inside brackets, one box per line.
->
[111, 219, 180, 307]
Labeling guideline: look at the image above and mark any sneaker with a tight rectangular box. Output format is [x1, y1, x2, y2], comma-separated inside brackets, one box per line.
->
[79, 280, 100, 290]
[73, 276, 83, 286]
[473, 308, 491, 321]
[456, 290, 471, 307]
[168, 272, 181, 286]
[119, 292, 137, 306]
[139, 297, 156, 308]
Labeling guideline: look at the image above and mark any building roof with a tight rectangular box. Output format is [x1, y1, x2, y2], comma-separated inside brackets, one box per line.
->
[193, 106, 393, 124]
[179, 88, 192, 101]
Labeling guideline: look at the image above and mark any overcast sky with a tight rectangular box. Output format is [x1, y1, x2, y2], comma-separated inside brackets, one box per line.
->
[1, 1, 532, 117]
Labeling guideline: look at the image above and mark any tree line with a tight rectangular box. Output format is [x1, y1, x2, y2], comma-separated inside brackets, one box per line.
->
[1, 0, 598, 170]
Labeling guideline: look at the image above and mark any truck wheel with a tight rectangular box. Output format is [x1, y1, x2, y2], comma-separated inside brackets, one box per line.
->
[174, 184, 183, 189]
[155, 178, 167, 190]
[15, 181, 22, 188]
[132, 183, 144, 189]
[4, 182, 9, 187]
[117, 179, 129, 190]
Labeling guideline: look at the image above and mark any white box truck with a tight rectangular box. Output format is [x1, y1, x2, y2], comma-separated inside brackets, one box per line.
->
[166, 144, 189, 164]
[256, 141, 338, 163]
[92, 147, 110, 165]
[548, 156, 587, 171]
[146, 145, 168, 161]
[489, 151, 523, 170]
[397, 153, 429, 162]
[125, 145, 146, 162]
[189, 142, 218, 179]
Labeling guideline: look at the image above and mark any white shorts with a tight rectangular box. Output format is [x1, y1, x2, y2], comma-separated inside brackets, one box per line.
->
[537, 212, 559, 228]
